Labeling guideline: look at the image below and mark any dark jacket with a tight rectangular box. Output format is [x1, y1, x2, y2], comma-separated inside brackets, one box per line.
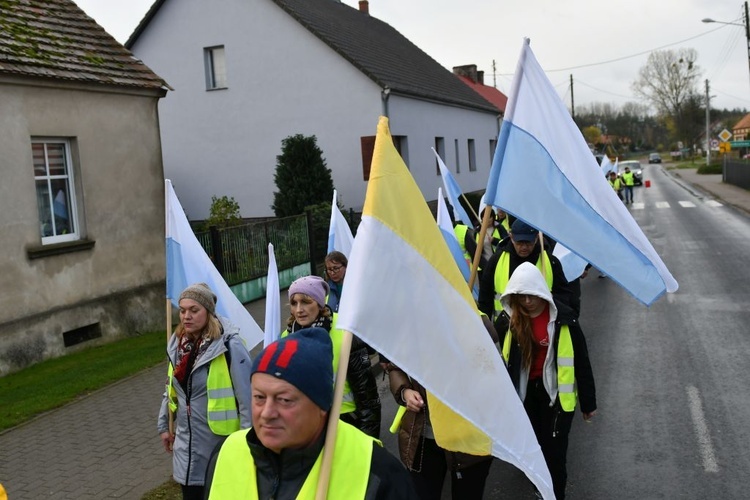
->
[203, 425, 418, 500]
[478, 238, 574, 333]
[387, 366, 493, 472]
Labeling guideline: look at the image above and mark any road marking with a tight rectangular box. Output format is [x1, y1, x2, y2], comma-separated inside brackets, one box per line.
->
[655, 202, 670, 208]
[631, 202, 645, 210]
[706, 200, 723, 207]
[679, 201, 696, 208]
[686, 385, 719, 473]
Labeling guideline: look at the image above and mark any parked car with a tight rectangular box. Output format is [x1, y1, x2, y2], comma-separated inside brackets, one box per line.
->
[648, 152, 662, 164]
[617, 160, 643, 185]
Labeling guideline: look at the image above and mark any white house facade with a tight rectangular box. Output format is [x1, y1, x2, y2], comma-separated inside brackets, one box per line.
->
[128, 0, 501, 219]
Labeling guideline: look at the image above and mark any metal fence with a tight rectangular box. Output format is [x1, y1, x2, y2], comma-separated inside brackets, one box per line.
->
[194, 214, 312, 286]
[724, 159, 750, 190]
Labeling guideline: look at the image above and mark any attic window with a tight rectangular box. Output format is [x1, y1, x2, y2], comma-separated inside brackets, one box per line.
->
[204, 46, 227, 90]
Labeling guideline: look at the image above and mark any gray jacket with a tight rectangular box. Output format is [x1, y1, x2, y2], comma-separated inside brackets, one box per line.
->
[157, 317, 253, 486]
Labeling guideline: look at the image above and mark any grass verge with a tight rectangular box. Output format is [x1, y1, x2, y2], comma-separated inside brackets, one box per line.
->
[142, 478, 181, 500]
[0, 331, 166, 432]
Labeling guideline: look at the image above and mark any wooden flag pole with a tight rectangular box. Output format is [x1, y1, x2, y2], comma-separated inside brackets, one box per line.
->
[166, 299, 174, 438]
[538, 231, 547, 280]
[460, 194, 481, 226]
[468, 207, 495, 291]
[315, 330, 353, 499]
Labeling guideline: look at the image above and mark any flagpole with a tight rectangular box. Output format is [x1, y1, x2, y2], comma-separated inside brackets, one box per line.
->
[460, 193, 481, 225]
[538, 231, 548, 281]
[468, 206, 495, 290]
[315, 330, 352, 499]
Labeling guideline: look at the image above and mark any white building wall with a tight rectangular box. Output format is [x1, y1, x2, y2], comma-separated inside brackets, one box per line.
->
[388, 95, 499, 204]
[131, 0, 384, 218]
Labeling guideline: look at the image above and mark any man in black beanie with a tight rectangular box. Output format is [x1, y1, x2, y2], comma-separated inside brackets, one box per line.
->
[203, 328, 417, 499]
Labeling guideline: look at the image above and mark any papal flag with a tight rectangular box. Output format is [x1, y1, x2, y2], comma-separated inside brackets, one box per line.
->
[336, 117, 554, 498]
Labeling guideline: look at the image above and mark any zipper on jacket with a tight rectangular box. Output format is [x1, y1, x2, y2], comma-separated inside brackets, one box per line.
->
[185, 373, 193, 482]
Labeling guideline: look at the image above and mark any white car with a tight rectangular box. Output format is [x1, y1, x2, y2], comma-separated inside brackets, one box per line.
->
[617, 160, 643, 186]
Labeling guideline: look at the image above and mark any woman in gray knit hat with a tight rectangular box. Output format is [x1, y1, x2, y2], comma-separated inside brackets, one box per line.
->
[157, 283, 253, 500]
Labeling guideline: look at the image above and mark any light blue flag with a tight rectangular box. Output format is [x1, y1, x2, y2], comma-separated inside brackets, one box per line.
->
[433, 148, 472, 225]
[600, 154, 616, 176]
[263, 243, 281, 348]
[485, 40, 677, 305]
[327, 189, 354, 257]
[552, 243, 589, 282]
[165, 179, 264, 350]
[437, 189, 478, 299]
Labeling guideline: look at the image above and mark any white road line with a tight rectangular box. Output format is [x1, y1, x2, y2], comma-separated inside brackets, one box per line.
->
[631, 202, 645, 210]
[679, 201, 696, 208]
[655, 202, 671, 208]
[686, 385, 719, 473]
[706, 200, 723, 207]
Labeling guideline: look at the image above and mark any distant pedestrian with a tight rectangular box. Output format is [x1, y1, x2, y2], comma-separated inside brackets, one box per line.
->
[499, 263, 597, 500]
[324, 251, 347, 313]
[608, 171, 623, 201]
[157, 283, 253, 500]
[621, 166, 635, 204]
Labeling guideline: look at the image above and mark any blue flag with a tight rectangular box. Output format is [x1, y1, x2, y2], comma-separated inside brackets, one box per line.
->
[485, 40, 677, 305]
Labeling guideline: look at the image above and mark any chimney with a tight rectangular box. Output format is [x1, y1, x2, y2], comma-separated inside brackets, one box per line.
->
[452, 64, 479, 84]
[359, 0, 369, 14]
[477, 70, 484, 85]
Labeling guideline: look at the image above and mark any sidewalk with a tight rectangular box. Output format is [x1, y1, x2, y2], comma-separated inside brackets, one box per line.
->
[0, 291, 285, 500]
[1, 168, 748, 500]
[669, 166, 750, 215]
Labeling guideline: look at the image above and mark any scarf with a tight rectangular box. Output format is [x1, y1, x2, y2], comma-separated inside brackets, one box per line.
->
[173, 334, 212, 391]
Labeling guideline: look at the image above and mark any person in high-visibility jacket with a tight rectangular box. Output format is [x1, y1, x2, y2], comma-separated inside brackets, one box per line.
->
[157, 283, 253, 500]
[284, 275, 381, 438]
[499, 263, 597, 500]
[608, 171, 623, 201]
[621, 166, 635, 204]
[478, 219, 574, 335]
[204, 327, 418, 499]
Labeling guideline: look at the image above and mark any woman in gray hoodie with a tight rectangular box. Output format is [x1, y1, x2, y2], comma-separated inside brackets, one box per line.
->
[499, 262, 597, 500]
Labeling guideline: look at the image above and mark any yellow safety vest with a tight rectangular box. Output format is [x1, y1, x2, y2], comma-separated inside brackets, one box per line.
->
[622, 171, 634, 186]
[609, 178, 622, 191]
[454, 224, 471, 265]
[502, 325, 577, 411]
[281, 315, 356, 414]
[493, 251, 553, 316]
[167, 351, 240, 435]
[207, 422, 376, 499]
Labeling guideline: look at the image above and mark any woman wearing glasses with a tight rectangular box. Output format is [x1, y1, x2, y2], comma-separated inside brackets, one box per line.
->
[324, 251, 347, 313]
[284, 274, 381, 437]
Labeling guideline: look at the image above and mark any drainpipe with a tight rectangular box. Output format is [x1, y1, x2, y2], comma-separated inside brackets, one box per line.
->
[381, 86, 390, 118]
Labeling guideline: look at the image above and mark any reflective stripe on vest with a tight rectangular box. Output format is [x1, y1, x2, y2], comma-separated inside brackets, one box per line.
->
[206, 353, 241, 435]
[557, 325, 576, 411]
[166, 351, 240, 435]
[493, 251, 553, 315]
[501, 325, 576, 411]
[207, 422, 376, 499]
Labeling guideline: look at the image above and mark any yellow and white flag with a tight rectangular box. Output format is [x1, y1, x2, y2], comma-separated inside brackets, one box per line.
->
[336, 117, 553, 498]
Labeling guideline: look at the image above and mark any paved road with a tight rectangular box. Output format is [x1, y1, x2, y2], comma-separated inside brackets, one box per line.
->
[0, 165, 747, 499]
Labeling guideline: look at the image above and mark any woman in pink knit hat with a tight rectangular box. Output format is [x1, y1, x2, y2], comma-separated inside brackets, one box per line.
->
[284, 275, 381, 438]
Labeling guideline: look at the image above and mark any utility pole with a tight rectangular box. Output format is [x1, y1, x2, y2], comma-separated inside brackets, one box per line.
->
[745, 1, 750, 85]
[705, 79, 711, 166]
[570, 74, 575, 121]
[492, 59, 497, 88]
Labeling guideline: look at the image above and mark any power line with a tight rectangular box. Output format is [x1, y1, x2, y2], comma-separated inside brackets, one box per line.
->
[574, 79, 634, 100]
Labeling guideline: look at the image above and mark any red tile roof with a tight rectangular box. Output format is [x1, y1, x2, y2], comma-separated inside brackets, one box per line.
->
[732, 113, 750, 131]
[456, 74, 507, 115]
[0, 0, 168, 90]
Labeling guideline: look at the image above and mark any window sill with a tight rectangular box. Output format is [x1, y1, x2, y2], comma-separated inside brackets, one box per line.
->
[27, 239, 96, 260]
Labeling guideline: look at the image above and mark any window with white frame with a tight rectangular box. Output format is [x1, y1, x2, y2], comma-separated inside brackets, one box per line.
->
[204, 46, 227, 90]
[32, 139, 79, 244]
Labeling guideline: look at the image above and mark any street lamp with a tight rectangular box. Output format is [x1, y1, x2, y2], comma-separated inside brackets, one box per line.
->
[702, 1, 750, 86]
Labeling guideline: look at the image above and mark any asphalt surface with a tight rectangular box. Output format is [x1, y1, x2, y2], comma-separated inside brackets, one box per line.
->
[0, 165, 747, 499]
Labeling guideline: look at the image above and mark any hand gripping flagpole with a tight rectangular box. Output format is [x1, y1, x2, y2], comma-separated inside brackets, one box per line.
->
[315, 330, 353, 499]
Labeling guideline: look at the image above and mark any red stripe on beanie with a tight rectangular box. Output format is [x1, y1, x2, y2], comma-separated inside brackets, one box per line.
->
[276, 340, 298, 368]
[257, 343, 278, 372]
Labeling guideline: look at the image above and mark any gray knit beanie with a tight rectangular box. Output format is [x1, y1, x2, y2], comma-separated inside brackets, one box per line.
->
[178, 283, 217, 315]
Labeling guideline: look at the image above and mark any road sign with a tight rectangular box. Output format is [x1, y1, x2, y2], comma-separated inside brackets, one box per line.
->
[719, 142, 731, 153]
[719, 129, 732, 142]
[710, 139, 719, 148]
[730, 140, 750, 148]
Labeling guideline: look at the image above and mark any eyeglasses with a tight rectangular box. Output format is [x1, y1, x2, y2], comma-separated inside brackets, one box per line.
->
[326, 265, 344, 273]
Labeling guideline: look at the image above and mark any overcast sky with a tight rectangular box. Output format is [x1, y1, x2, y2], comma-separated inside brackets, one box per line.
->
[74, 0, 750, 115]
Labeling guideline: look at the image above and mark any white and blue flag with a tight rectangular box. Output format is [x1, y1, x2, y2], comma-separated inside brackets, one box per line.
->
[165, 179, 264, 349]
[437, 189, 479, 299]
[434, 149, 472, 225]
[485, 40, 677, 305]
[263, 243, 281, 347]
